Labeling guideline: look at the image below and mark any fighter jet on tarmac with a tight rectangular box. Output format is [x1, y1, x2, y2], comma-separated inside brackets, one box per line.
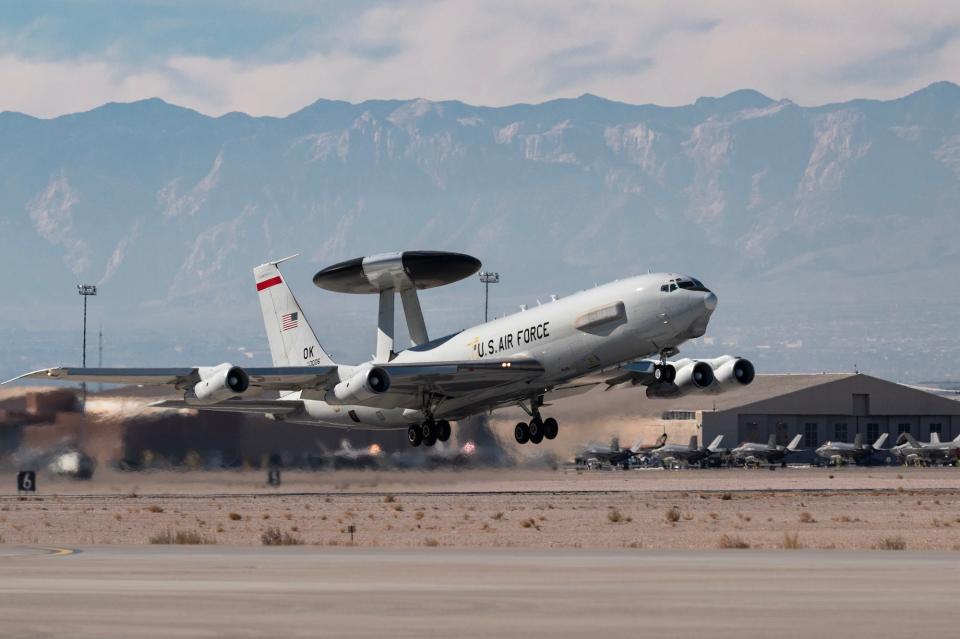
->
[730, 434, 803, 468]
[5, 251, 755, 448]
[651, 435, 725, 468]
[815, 433, 888, 466]
[890, 433, 960, 466]
[575, 434, 668, 469]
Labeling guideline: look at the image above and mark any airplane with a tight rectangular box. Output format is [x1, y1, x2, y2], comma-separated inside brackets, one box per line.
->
[729, 434, 802, 467]
[815, 433, 888, 466]
[4, 250, 755, 448]
[651, 435, 725, 468]
[890, 432, 960, 466]
[574, 434, 668, 469]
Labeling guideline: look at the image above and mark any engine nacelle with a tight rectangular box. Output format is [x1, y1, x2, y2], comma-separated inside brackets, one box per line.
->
[645, 360, 714, 398]
[326, 365, 391, 405]
[191, 363, 249, 404]
[706, 356, 755, 391]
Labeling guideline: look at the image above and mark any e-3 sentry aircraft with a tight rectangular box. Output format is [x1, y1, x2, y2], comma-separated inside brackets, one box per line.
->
[4, 251, 755, 448]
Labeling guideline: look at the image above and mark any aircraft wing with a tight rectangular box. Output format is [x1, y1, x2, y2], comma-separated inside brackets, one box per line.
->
[149, 398, 304, 415]
[381, 359, 545, 396]
[4, 366, 338, 391]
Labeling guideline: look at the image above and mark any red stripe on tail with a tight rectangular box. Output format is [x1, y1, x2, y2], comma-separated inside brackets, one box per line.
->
[256, 276, 282, 291]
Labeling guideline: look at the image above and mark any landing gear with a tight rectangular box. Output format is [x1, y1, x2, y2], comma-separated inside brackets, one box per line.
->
[436, 420, 451, 442]
[407, 425, 423, 447]
[407, 419, 453, 448]
[528, 417, 544, 444]
[543, 417, 559, 440]
[653, 363, 676, 383]
[514, 415, 559, 445]
[514, 422, 530, 444]
[421, 421, 437, 447]
[654, 348, 678, 383]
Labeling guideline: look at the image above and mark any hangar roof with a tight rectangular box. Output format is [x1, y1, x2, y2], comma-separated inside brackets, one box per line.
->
[669, 373, 960, 417]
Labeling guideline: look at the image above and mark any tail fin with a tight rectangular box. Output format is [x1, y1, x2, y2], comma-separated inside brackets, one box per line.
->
[654, 433, 668, 448]
[898, 432, 920, 447]
[630, 438, 645, 454]
[767, 434, 777, 449]
[707, 435, 724, 452]
[787, 434, 803, 451]
[254, 256, 335, 367]
[872, 433, 888, 449]
[688, 435, 698, 451]
[954, 433, 960, 444]
[930, 432, 941, 444]
[853, 433, 863, 448]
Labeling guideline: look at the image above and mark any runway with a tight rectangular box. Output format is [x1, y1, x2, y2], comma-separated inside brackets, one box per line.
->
[1, 546, 958, 638]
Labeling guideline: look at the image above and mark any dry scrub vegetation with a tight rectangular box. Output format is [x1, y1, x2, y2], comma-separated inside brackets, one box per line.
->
[149, 529, 216, 545]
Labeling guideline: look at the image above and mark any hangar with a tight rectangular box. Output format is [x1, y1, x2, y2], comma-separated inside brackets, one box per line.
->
[491, 372, 960, 463]
[664, 373, 960, 460]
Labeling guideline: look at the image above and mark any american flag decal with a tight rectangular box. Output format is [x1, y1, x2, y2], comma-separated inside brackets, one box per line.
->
[281, 312, 299, 331]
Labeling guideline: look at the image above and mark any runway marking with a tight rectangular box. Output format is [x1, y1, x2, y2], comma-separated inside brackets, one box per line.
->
[1, 546, 76, 560]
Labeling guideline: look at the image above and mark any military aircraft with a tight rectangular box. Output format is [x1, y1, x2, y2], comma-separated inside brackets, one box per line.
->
[651, 435, 724, 468]
[730, 434, 802, 467]
[815, 433, 888, 466]
[5, 251, 755, 448]
[890, 432, 960, 466]
[575, 434, 668, 469]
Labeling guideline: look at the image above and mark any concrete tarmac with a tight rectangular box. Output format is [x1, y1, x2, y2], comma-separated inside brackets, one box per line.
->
[1, 546, 958, 638]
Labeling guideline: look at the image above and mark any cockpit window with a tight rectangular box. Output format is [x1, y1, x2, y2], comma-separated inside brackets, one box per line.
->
[662, 277, 710, 293]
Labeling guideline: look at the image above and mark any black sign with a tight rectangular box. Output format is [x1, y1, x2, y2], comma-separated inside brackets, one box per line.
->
[17, 471, 36, 493]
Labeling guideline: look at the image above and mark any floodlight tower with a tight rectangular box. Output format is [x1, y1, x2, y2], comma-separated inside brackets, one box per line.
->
[479, 271, 499, 322]
[77, 284, 97, 408]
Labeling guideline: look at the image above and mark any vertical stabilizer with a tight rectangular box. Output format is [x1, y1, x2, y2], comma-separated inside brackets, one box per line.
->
[254, 257, 335, 367]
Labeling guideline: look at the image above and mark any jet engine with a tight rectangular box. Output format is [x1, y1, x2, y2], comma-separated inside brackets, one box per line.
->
[645, 360, 714, 398]
[707, 356, 755, 391]
[191, 363, 250, 404]
[326, 365, 391, 404]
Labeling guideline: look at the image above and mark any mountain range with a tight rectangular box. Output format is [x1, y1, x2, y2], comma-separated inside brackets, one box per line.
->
[2, 83, 959, 382]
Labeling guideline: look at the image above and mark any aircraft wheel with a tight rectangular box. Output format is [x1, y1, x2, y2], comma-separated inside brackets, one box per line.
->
[543, 417, 559, 440]
[436, 420, 452, 442]
[653, 365, 665, 382]
[424, 432, 438, 447]
[664, 364, 676, 383]
[407, 425, 423, 447]
[528, 418, 544, 444]
[514, 422, 530, 444]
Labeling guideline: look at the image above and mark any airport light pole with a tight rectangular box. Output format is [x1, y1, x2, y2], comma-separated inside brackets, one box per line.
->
[479, 271, 499, 322]
[77, 284, 97, 409]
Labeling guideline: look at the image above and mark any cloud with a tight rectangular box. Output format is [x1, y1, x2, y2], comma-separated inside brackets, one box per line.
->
[1, 1, 959, 117]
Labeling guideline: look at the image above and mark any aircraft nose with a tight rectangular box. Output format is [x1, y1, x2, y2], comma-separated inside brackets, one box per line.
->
[703, 292, 718, 311]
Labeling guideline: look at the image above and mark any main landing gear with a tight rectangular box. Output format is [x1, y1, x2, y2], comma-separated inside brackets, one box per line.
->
[407, 419, 451, 447]
[514, 416, 559, 445]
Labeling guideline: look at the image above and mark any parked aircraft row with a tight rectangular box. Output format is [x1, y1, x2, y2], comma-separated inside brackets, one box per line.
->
[5, 251, 756, 448]
[576, 431, 960, 469]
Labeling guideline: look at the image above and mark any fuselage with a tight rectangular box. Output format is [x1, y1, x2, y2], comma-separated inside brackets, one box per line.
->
[285, 272, 716, 429]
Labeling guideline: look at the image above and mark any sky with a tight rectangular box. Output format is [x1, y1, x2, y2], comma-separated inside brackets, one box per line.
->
[1, 0, 960, 117]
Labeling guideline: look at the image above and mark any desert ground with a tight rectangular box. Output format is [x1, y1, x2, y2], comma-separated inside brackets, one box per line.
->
[2, 467, 960, 550]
